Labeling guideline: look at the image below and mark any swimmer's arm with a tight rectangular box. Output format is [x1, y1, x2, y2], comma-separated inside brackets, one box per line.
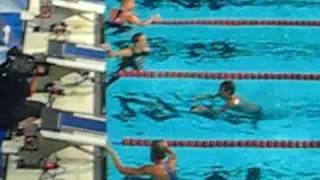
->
[127, 14, 160, 26]
[165, 146, 177, 168]
[106, 146, 152, 175]
[109, 9, 119, 21]
[108, 48, 133, 58]
[103, 43, 133, 58]
[193, 93, 219, 101]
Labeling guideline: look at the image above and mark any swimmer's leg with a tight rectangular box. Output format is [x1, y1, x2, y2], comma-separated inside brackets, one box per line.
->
[251, 112, 263, 129]
[223, 111, 263, 127]
[154, 97, 177, 112]
[106, 58, 139, 88]
[223, 112, 247, 125]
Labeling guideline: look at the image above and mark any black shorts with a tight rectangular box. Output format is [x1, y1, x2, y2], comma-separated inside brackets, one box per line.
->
[118, 60, 142, 71]
[0, 100, 46, 130]
[105, 22, 132, 35]
[12, 100, 45, 124]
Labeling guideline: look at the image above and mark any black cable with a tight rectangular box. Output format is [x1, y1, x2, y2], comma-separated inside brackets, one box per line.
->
[46, 167, 66, 180]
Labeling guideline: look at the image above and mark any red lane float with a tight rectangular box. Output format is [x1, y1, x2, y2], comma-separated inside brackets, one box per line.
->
[121, 138, 320, 148]
[153, 19, 320, 27]
[118, 71, 320, 81]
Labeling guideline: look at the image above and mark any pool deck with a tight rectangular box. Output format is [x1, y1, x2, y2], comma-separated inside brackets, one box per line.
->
[5, 73, 102, 180]
[3, 0, 106, 180]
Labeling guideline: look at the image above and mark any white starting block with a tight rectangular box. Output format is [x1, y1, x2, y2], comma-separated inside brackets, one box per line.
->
[46, 40, 106, 72]
[51, 0, 105, 14]
[40, 130, 106, 147]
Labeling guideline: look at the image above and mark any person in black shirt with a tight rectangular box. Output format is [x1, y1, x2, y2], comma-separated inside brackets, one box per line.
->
[0, 48, 45, 131]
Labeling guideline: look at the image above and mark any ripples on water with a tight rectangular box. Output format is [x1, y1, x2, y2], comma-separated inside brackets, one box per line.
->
[110, 37, 320, 64]
[107, 1, 320, 179]
[110, 92, 320, 124]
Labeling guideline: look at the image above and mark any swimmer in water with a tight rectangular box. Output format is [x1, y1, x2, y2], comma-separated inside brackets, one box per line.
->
[104, 33, 150, 87]
[191, 80, 262, 121]
[106, 140, 177, 180]
[106, 0, 160, 34]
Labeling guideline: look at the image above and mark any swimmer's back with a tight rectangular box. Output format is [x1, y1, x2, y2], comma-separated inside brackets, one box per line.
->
[229, 96, 262, 115]
[151, 163, 177, 180]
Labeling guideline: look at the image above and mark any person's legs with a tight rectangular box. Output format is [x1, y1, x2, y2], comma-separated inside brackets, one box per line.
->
[12, 101, 45, 130]
[105, 61, 128, 88]
[18, 117, 38, 129]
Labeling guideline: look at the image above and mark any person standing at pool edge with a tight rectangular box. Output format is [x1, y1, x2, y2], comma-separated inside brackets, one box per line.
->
[191, 80, 262, 120]
[104, 32, 151, 87]
[107, 0, 161, 34]
[106, 140, 177, 180]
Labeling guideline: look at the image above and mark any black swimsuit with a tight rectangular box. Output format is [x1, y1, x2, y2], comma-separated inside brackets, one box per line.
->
[119, 49, 149, 71]
[106, 48, 149, 88]
[105, 9, 132, 35]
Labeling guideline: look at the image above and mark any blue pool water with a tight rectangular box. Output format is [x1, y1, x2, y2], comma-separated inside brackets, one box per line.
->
[106, 1, 320, 179]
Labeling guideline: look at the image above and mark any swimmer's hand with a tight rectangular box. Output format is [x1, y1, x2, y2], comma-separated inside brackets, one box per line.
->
[105, 143, 116, 156]
[159, 140, 172, 152]
[151, 14, 161, 22]
[143, 47, 151, 53]
[102, 43, 112, 52]
[160, 140, 168, 148]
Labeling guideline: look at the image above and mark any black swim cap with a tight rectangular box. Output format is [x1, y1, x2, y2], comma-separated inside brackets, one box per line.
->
[220, 80, 235, 95]
[131, 32, 144, 43]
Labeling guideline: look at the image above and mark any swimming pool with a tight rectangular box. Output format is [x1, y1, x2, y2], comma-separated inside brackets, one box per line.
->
[106, 1, 320, 179]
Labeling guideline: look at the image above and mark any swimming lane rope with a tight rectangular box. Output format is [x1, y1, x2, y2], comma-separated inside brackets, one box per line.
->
[118, 70, 320, 81]
[116, 138, 320, 149]
[153, 19, 320, 27]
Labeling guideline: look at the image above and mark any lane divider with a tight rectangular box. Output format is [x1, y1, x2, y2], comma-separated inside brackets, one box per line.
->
[118, 138, 320, 148]
[118, 70, 320, 81]
[153, 19, 320, 27]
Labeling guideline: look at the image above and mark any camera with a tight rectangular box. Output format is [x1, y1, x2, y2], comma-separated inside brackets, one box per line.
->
[0, 46, 49, 78]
